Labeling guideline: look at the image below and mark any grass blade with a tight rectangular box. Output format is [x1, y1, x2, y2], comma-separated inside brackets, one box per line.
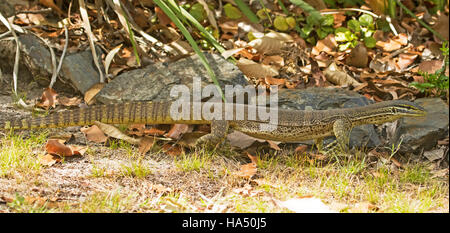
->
[79, 0, 104, 83]
[154, 0, 225, 101]
[234, 0, 259, 23]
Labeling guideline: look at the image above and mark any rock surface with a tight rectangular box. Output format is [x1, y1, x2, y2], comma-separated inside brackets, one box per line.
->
[59, 47, 103, 94]
[277, 87, 381, 148]
[394, 98, 449, 153]
[96, 53, 247, 104]
[0, 33, 102, 94]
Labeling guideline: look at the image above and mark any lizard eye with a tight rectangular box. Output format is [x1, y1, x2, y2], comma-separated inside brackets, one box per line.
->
[392, 107, 397, 114]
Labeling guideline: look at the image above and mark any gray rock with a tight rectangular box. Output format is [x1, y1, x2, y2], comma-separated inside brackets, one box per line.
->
[96, 52, 247, 104]
[0, 33, 102, 94]
[59, 46, 103, 94]
[16, 34, 53, 86]
[276, 87, 381, 148]
[394, 98, 449, 153]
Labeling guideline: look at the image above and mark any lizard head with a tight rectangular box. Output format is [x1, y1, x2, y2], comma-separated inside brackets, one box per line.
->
[388, 100, 427, 117]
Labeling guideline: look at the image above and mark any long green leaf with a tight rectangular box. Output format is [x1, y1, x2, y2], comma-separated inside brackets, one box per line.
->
[153, 0, 225, 101]
[166, 0, 225, 54]
[234, 0, 259, 23]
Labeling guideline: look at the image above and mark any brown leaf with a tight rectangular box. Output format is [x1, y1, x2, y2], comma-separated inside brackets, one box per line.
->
[40, 153, 61, 166]
[80, 125, 108, 143]
[39, 0, 65, 16]
[294, 145, 308, 154]
[234, 163, 257, 179]
[432, 14, 449, 42]
[345, 43, 368, 68]
[155, 6, 173, 27]
[162, 144, 183, 156]
[312, 34, 337, 56]
[395, 53, 418, 71]
[36, 87, 58, 110]
[418, 60, 444, 74]
[227, 131, 259, 149]
[323, 62, 361, 87]
[84, 83, 105, 105]
[165, 124, 191, 139]
[139, 136, 155, 154]
[127, 124, 146, 137]
[237, 58, 279, 79]
[264, 77, 286, 86]
[262, 55, 284, 68]
[332, 13, 346, 27]
[144, 127, 167, 136]
[58, 96, 82, 107]
[376, 33, 408, 52]
[94, 121, 141, 145]
[247, 152, 258, 164]
[248, 31, 293, 54]
[45, 139, 83, 157]
[267, 140, 281, 150]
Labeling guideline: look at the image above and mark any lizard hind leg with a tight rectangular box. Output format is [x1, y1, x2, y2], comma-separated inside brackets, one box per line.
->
[332, 118, 352, 152]
[195, 120, 229, 150]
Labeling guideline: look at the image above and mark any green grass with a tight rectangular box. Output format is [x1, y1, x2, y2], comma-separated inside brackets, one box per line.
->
[0, 132, 48, 177]
[80, 190, 133, 213]
[174, 152, 210, 172]
[120, 160, 152, 178]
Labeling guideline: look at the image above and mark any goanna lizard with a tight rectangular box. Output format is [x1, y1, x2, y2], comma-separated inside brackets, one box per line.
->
[0, 100, 426, 151]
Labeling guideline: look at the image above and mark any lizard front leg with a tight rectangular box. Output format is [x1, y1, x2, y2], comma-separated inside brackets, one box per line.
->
[195, 120, 229, 149]
[332, 118, 352, 152]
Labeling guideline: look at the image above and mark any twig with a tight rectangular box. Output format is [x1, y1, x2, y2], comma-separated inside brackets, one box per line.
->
[79, 0, 105, 83]
[0, 13, 20, 96]
[50, 25, 69, 88]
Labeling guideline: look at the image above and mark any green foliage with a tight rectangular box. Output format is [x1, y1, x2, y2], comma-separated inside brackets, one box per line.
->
[323, 0, 365, 8]
[188, 3, 206, 22]
[410, 42, 449, 96]
[224, 3, 242, 19]
[334, 13, 376, 50]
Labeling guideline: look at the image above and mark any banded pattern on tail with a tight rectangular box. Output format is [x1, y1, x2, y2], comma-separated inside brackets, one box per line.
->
[1, 101, 178, 130]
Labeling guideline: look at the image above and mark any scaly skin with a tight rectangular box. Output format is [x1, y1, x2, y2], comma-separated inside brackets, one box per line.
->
[0, 100, 426, 150]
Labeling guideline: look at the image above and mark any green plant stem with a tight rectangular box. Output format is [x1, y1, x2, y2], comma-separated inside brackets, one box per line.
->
[234, 0, 259, 23]
[121, 4, 140, 67]
[257, 0, 272, 24]
[394, 0, 448, 42]
[277, 0, 289, 15]
[153, 0, 225, 102]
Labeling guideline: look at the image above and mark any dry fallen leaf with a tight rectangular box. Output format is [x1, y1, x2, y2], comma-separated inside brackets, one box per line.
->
[267, 140, 281, 150]
[162, 144, 183, 156]
[294, 145, 308, 154]
[376, 33, 408, 52]
[234, 162, 257, 179]
[227, 131, 259, 149]
[323, 62, 361, 87]
[84, 83, 105, 105]
[247, 152, 258, 164]
[139, 136, 155, 154]
[94, 121, 141, 145]
[36, 87, 58, 110]
[165, 124, 191, 139]
[345, 43, 368, 68]
[312, 34, 337, 56]
[58, 96, 82, 107]
[45, 139, 84, 157]
[248, 31, 293, 54]
[40, 153, 61, 166]
[237, 58, 279, 79]
[80, 125, 108, 143]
